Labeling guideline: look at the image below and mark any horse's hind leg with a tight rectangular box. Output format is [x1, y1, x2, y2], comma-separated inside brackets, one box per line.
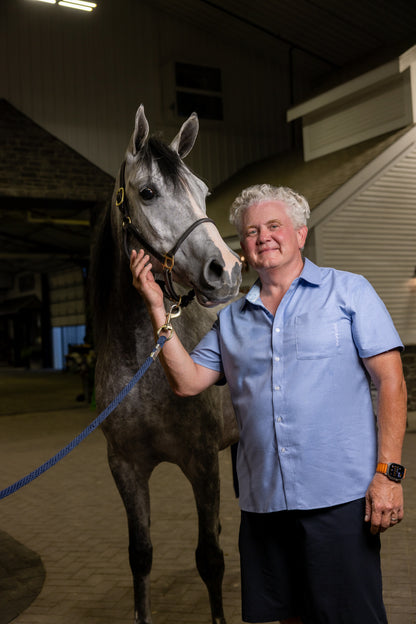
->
[185, 451, 227, 624]
[107, 450, 154, 624]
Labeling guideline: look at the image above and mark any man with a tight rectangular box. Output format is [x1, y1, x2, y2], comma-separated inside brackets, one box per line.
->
[130, 184, 407, 624]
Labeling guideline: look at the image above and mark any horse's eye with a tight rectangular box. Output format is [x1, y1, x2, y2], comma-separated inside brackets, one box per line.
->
[140, 187, 155, 200]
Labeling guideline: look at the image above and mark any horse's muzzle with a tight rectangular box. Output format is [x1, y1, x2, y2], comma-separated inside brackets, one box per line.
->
[196, 257, 242, 306]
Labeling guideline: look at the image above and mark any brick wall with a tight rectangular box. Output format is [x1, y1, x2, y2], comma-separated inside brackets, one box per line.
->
[1, 99, 114, 202]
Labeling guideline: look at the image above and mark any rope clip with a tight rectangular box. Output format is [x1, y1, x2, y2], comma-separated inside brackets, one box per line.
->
[156, 302, 182, 340]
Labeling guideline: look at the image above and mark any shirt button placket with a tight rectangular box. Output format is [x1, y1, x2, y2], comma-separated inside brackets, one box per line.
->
[272, 324, 283, 426]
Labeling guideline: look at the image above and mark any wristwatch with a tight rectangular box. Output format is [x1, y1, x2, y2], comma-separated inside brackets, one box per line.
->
[376, 462, 407, 483]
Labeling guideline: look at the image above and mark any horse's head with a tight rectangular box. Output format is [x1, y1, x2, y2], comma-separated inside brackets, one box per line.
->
[113, 104, 242, 307]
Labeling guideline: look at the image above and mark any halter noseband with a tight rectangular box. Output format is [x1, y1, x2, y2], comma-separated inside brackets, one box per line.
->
[116, 160, 214, 305]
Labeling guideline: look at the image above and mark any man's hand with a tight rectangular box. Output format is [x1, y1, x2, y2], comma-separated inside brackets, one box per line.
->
[364, 472, 404, 534]
[130, 249, 164, 311]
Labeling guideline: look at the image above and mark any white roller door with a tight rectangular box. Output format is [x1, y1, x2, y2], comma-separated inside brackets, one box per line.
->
[49, 268, 86, 327]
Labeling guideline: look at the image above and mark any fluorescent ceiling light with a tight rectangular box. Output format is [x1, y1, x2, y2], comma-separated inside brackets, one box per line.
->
[60, 0, 96, 6]
[58, 0, 96, 10]
[27, 0, 97, 7]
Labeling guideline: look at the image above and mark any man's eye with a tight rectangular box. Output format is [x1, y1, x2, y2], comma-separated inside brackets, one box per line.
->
[140, 187, 155, 200]
[246, 229, 257, 237]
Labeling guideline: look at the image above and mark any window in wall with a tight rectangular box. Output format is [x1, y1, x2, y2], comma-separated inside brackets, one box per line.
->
[174, 62, 223, 120]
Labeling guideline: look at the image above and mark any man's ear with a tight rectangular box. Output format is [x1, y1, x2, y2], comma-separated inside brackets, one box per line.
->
[297, 226, 308, 249]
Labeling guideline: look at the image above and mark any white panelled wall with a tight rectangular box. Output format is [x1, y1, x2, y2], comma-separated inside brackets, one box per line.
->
[290, 48, 416, 347]
[315, 140, 416, 344]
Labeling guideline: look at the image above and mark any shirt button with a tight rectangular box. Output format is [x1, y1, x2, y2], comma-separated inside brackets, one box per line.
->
[275, 328, 281, 333]
[277, 417, 282, 422]
[274, 356, 280, 362]
[281, 447, 286, 453]
[274, 385, 281, 391]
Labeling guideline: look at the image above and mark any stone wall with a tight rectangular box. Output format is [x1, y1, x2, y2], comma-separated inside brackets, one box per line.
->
[403, 345, 416, 411]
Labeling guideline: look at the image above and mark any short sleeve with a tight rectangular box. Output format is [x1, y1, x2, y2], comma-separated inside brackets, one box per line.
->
[190, 319, 224, 374]
[350, 276, 403, 358]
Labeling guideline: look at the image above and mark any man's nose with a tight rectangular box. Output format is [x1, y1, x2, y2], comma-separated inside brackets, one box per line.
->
[257, 226, 270, 242]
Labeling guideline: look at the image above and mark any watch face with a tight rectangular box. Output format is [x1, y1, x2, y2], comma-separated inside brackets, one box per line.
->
[388, 463, 405, 479]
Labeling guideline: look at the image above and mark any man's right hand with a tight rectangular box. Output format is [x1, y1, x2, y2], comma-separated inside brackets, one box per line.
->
[130, 249, 165, 312]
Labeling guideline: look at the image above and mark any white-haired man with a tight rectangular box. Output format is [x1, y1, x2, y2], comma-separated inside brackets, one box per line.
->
[130, 184, 407, 624]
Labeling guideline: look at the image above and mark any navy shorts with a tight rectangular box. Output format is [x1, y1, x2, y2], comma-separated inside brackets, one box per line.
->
[239, 498, 388, 623]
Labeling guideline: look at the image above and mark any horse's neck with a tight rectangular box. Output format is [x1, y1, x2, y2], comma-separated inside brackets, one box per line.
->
[94, 247, 149, 347]
[112, 263, 147, 324]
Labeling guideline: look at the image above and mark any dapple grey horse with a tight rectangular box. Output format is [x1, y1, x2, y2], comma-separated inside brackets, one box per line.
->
[90, 105, 241, 624]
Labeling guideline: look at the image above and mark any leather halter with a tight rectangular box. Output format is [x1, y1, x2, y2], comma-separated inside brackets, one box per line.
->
[116, 160, 214, 304]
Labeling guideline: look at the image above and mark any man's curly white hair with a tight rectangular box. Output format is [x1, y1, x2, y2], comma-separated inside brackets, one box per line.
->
[230, 184, 310, 236]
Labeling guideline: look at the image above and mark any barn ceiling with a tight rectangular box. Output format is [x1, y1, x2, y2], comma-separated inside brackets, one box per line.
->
[149, 0, 416, 80]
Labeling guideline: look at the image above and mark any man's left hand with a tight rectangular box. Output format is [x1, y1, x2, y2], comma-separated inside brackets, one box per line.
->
[364, 473, 404, 534]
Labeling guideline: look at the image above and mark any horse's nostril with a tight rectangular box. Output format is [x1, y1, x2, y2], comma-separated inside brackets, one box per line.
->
[202, 258, 225, 288]
[200, 256, 225, 290]
[209, 259, 224, 279]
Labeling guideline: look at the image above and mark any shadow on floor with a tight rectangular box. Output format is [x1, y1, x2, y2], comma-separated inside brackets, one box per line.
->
[0, 530, 45, 624]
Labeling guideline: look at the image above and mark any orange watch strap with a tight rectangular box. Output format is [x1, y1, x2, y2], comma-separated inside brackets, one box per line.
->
[376, 462, 388, 475]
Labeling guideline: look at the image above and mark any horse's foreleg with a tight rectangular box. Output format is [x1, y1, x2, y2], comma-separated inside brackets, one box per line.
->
[186, 452, 227, 624]
[107, 451, 154, 624]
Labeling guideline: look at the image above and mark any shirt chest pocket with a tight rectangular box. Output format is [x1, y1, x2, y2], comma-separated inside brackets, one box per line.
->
[295, 313, 342, 359]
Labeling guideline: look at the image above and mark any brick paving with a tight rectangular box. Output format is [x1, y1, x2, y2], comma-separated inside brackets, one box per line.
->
[0, 369, 415, 624]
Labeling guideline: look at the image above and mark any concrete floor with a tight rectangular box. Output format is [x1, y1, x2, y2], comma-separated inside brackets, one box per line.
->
[0, 368, 415, 624]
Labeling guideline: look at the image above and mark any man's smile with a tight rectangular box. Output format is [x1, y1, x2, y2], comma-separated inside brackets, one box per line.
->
[258, 245, 280, 254]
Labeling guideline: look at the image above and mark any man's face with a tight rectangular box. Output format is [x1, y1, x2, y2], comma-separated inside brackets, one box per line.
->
[240, 200, 308, 273]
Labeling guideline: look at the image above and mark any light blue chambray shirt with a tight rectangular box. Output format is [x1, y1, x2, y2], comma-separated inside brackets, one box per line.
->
[191, 259, 403, 513]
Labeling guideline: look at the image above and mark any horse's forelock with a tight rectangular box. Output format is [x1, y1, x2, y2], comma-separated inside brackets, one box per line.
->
[141, 137, 183, 188]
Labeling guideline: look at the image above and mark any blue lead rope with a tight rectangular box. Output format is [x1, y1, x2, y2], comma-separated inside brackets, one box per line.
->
[0, 335, 167, 501]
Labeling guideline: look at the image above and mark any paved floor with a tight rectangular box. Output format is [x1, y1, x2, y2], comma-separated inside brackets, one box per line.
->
[0, 368, 415, 624]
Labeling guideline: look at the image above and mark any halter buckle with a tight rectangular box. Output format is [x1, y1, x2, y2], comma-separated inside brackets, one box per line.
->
[163, 254, 175, 272]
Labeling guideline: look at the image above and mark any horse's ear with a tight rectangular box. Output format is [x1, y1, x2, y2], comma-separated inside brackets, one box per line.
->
[170, 112, 199, 159]
[131, 104, 150, 156]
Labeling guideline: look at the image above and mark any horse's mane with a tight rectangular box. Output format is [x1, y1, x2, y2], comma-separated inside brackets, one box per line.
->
[88, 199, 115, 343]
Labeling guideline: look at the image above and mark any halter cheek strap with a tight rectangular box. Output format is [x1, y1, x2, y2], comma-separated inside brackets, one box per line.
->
[116, 160, 214, 304]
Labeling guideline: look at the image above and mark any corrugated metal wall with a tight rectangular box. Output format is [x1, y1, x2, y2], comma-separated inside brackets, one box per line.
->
[1, 0, 296, 189]
[317, 143, 416, 344]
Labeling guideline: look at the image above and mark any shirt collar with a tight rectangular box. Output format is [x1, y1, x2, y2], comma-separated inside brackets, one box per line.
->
[299, 257, 322, 285]
[241, 257, 322, 310]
